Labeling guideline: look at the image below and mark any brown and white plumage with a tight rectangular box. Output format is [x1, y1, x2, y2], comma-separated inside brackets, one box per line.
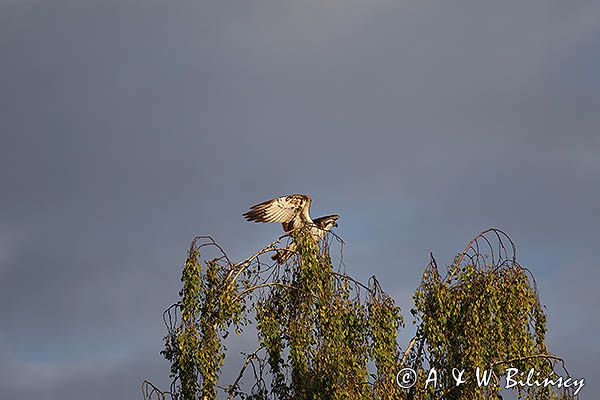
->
[243, 194, 313, 232]
[271, 214, 339, 263]
[243, 194, 339, 263]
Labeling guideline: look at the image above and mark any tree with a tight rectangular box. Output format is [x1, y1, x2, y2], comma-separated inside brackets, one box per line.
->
[142, 228, 577, 400]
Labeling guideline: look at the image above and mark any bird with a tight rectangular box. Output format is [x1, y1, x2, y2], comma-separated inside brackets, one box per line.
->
[243, 194, 340, 263]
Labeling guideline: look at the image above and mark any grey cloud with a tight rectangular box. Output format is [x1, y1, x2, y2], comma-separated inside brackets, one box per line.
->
[1, 0, 599, 398]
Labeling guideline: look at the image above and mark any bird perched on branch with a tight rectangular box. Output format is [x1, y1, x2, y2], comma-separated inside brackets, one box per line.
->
[243, 194, 340, 263]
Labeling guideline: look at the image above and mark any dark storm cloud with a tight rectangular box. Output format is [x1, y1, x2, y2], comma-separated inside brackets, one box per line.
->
[1, 1, 599, 398]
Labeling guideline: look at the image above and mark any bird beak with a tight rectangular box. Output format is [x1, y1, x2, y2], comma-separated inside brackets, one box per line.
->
[334, 222, 338, 227]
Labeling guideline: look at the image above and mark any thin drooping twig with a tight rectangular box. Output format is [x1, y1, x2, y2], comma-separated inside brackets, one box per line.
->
[193, 235, 234, 268]
[445, 228, 516, 283]
[231, 282, 301, 303]
[225, 346, 264, 400]
[491, 353, 571, 378]
[141, 380, 173, 400]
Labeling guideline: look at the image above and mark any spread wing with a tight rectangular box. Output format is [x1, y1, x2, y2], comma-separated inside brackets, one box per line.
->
[243, 194, 312, 231]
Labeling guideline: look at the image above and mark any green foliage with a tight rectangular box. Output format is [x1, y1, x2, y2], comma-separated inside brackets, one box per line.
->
[161, 244, 202, 399]
[161, 240, 249, 400]
[408, 231, 574, 400]
[368, 288, 403, 399]
[147, 228, 575, 400]
[252, 230, 403, 399]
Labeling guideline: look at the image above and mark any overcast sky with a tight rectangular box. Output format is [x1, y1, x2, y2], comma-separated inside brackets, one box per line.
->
[1, 1, 599, 398]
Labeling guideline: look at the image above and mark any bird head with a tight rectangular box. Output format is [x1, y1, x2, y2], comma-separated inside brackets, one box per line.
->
[314, 214, 340, 231]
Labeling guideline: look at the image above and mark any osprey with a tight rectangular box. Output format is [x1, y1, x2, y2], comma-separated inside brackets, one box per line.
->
[243, 194, 340, 263]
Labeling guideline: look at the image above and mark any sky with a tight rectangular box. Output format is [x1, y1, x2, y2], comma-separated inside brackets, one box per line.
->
[1, 0, 599, 398]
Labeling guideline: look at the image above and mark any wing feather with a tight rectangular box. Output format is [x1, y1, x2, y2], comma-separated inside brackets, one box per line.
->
[243, 194, 312, 229]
